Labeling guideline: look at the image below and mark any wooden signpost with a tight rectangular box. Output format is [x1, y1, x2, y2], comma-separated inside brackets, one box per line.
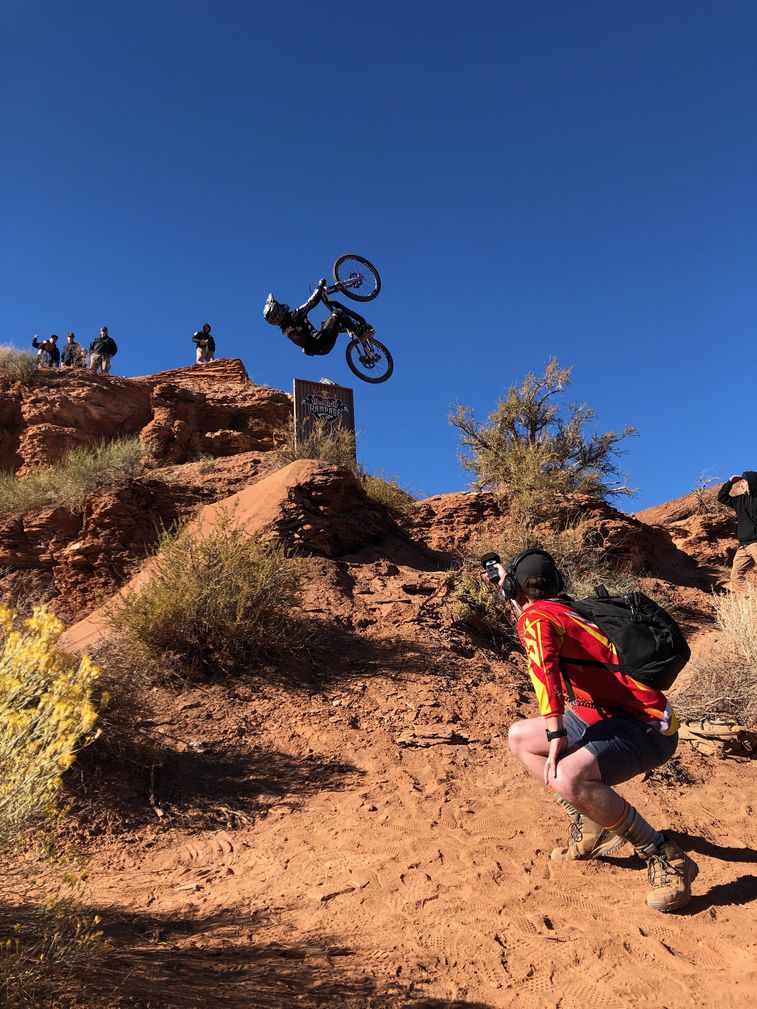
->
[293, 378, 356, 460]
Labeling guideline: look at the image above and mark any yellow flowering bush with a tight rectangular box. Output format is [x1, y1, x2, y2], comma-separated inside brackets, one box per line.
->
[0, 606, 101, 844]
[0, 606, 104, 1006]
[0, 904, 104, 1008]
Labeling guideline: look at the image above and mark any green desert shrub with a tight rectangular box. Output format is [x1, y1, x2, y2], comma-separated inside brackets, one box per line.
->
[674, 591, 757, 724]
[0, 345, 37, 383]
[0, 438, 143, 519]
[105, 514, 303, 678]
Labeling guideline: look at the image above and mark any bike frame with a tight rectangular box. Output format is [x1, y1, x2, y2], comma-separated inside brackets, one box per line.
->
[325, 273, 364, 296]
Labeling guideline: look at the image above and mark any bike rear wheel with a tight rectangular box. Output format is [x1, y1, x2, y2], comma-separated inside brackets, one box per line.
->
[333, 254, 381, 302]
[345, 336, 394, 384]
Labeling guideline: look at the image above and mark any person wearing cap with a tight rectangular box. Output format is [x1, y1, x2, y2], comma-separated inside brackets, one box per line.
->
[717, 472, 757, 593]
[61, 332, 86, 368]
[192, 323, 216, 363]
[487, 548, 694, 913]
[31, 334, 60, 368]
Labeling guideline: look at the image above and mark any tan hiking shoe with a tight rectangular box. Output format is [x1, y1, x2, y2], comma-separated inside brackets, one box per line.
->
[550, 812, 625, 861]
[640, 837, 694, 912]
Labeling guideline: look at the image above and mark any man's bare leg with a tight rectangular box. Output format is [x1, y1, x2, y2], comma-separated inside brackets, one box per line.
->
[509, 715, 669, 848]
[508, 717, 624, 824]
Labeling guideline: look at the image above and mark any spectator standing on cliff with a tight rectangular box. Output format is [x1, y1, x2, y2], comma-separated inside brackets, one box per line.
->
[32, 334, 60, 368]
[192, 323, 215, 363]
[718, 472, 757, 593]
[61, 332, 85, 368]
[89, 326, 118, 375]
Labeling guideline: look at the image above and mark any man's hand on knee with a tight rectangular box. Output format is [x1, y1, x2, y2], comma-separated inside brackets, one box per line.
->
[544, 735, 568, 786]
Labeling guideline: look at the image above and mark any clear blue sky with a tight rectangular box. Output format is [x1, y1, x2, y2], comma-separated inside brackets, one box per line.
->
[2, 1, 755, 509]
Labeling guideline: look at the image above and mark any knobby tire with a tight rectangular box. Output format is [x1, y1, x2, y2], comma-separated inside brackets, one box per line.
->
[333, 254, 381, 302]
[345, 337, 394, 384]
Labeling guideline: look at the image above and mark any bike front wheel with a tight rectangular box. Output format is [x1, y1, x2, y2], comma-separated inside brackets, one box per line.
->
[345, 336, 394, 384]
[333, 254, 381, 302]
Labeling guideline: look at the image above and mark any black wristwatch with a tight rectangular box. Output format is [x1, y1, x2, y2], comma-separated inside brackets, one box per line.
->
[545, 728, 568, 741]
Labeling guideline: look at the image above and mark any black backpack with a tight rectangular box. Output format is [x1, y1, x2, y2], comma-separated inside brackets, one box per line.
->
[563, 586, 690, 691]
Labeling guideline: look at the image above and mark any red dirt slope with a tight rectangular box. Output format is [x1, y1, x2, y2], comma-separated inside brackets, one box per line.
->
[2, 364, 752, 1008]
[58, 462, 754, 1009]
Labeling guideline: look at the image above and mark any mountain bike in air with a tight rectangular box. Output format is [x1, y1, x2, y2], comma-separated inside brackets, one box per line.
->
[326, 255, 392, 384]
[264, 254, 394, 384]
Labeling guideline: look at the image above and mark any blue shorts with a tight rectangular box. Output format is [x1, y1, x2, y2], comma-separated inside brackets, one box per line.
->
[563, 710, 678, 787]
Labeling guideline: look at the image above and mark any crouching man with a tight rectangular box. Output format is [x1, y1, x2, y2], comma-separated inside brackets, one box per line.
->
[489, 549, 695, 912]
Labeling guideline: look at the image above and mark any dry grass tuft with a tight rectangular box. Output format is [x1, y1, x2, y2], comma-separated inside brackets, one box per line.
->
[280, 418, 357, 469]
[0, 345, 37, 383]
[0, 438, 144, 519]
[276, 419, 415, 517]
[674, 591, 757, 725]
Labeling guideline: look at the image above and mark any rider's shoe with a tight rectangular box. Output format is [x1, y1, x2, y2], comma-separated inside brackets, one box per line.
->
[353, 323, 375, 340]
[637, 836, 695, 912]
[550, 812, 625, 861]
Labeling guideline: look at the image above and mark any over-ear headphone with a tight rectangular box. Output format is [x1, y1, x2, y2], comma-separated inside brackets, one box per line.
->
[502, 549, 564, 601]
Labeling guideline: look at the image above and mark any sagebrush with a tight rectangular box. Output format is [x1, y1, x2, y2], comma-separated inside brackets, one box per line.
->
[0, 438, 144, 518]
[0, 898, 103, 1009]
[450, 357, 636, 524]
[106, 514, 303, 678]
[361, 472, 415, 517]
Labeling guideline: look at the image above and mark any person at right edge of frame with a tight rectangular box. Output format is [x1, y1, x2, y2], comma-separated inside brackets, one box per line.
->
[717, 471, 757, 594]
[487, 549, 696, 912]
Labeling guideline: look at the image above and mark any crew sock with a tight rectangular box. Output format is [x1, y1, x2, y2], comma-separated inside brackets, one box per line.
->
[604, 800, 664, 851]
[549, 790, 580, 818]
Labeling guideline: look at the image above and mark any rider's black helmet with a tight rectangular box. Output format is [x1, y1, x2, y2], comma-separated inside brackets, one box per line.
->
[263, 293, 290, 327]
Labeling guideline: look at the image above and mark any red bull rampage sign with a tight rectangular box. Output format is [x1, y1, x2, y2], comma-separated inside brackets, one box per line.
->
[293, 379, 356, 459]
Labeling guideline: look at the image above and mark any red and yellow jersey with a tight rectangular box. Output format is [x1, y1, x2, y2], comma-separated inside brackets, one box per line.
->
[516, 598, 675, 728]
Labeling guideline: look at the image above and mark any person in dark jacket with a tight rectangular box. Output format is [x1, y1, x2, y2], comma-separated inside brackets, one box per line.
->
[61, 332, 85, 368]
[192, 323, 215, 363]
[89, 326, 118, 375]
[263, 279, 374, 356]
[32, 334, 60, 368]
[718, 471, 757, 593]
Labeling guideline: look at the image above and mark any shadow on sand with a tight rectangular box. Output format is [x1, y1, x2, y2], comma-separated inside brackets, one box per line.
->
[52, 905, 496, 1009]
[73, 737, 362, 832]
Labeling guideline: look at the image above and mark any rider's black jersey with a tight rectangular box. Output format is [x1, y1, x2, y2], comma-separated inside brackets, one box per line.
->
[283, 318, 316, 341]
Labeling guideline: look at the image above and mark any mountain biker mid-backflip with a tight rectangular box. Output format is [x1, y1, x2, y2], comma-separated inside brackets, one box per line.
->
[263, 279, 375, 357]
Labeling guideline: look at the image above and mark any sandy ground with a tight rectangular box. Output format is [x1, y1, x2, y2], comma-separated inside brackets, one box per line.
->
[70, 633, 755, 1009]
[42, 464, 755, 1008]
